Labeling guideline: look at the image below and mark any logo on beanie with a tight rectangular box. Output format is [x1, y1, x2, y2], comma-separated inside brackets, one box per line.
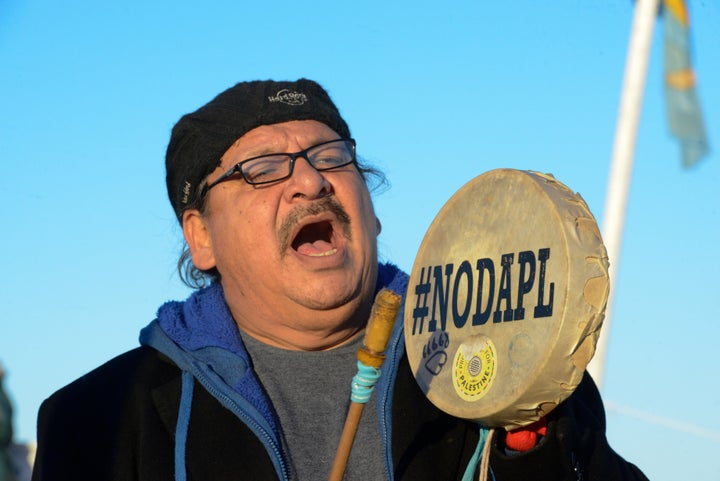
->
[181, 180, 192, 205]
[268, 89, 308, 106]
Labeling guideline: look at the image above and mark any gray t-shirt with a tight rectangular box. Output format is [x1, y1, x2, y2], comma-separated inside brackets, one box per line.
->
[240, 331, 388, 481]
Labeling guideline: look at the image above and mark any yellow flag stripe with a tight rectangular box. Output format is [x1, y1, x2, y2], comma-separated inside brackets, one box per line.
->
[664, 0, 689, 27]
[666, 68, 696, 90]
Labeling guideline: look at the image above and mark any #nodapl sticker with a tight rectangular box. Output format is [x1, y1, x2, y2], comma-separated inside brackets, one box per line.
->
[452, 336, 497, 401]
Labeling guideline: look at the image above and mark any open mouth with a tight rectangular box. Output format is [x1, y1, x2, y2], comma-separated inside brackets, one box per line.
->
[291, 221, 338, 257]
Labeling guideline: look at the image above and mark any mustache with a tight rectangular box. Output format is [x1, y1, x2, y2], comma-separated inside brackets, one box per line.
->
[278, 196, 351, 252]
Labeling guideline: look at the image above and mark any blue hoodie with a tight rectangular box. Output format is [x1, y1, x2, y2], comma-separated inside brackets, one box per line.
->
[139, 262, 408, 481]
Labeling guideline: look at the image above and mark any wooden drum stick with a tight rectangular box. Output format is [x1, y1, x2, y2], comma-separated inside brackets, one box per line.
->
[327, 288, 401, 481]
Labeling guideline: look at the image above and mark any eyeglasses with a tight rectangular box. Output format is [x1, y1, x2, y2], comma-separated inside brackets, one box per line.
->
[204, 138, 357, 191]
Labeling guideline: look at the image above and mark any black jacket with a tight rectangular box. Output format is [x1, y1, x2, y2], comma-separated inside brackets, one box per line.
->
[32, 346, 648, 481]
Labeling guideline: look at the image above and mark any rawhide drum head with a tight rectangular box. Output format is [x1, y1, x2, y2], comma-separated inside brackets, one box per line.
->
[403, 169, 609, 429]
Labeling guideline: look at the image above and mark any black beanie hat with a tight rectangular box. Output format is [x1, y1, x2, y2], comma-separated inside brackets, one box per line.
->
[165, 79, 351, 222]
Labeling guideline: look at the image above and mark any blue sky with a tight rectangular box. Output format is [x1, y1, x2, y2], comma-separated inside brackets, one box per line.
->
[1, 1, 718, 479]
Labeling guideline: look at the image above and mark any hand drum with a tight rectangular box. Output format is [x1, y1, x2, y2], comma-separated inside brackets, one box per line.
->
[404, 169, 609, 429]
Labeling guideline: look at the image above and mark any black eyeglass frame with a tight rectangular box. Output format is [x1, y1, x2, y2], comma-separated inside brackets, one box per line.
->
[203, 138, 357, 193]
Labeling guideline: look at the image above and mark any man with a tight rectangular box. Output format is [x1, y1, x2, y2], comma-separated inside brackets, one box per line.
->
[32, 79, 649, 481]
[0, 365, 16, 481]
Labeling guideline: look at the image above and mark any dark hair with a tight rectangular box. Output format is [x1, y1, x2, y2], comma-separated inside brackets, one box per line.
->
[177, 159, 388, 289]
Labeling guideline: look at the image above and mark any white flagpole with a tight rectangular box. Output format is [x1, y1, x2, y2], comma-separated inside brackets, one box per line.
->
[587, 0, 662, 390]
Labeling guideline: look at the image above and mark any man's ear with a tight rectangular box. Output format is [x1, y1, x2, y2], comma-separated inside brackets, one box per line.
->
[376, 217, 382, 236]
[182, 209, 216, 271]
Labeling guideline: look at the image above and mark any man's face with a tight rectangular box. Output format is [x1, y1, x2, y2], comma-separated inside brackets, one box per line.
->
[184, 120, 379, 349]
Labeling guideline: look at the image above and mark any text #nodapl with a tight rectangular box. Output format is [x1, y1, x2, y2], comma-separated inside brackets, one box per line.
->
[411, 248, 555, 335]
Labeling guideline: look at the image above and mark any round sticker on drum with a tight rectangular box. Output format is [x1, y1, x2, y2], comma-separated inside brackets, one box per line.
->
[452, 336, 497, 401]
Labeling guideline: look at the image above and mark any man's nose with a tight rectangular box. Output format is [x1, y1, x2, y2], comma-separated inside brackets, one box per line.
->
[283, 156, 332, 201]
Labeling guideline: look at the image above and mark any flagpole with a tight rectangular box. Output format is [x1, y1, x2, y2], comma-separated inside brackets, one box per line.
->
[587, 0, 661, 390]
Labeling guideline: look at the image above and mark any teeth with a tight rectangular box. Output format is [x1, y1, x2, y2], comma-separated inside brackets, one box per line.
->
[307, 248, 338, 257]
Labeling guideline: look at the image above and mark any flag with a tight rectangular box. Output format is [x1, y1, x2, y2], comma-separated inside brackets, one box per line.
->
[662, 0, 709, 167]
